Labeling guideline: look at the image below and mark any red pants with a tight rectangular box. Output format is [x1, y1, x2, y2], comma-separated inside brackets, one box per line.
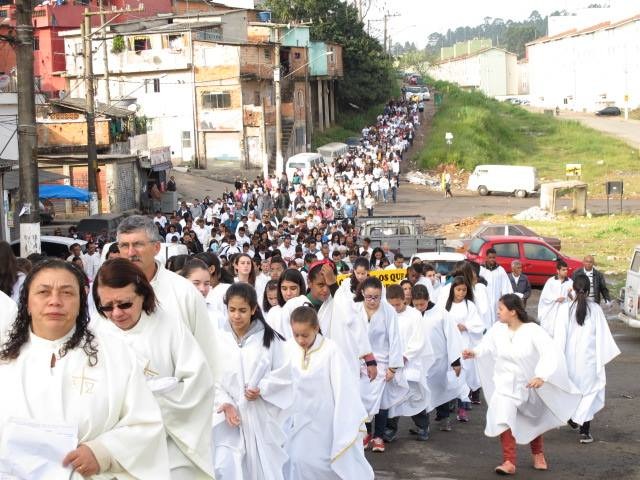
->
[500, 429, 543, 464]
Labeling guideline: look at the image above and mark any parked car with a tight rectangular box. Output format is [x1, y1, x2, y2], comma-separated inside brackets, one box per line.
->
[465, 235, 581, 287]
[595, 106, 621, 116]
[316, 142, 348, 164]
[469, 223, 561, 251]
[76, 213, 125, 240]
[409, 251, 466, 277]
[466, 164, 539, 198]
[10, 236, 87, 259]
[619, 245, 640, 328]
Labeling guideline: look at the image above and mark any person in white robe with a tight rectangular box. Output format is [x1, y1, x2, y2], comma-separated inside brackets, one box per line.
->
[94, 258, 215, 478]
[0, 260, 170, 479]
[384, 285, 434, 442]
[212, 283, 294, 480]
[537, 260, 574, 341]
[0, 289, 17, 341]
[181, 258, 227, 331]
[411, 284, 465, 433]
[441, 276, 484, 422]
[284, 306, 373, 480]
[564, 274, 621, 444]
[464, 293, 581, 476]
[116, 216, 219, 378]
[195, 252, 233, 321]
[265, 269, 306, 335]
[479, 250, 513, 324]
[357, 277, 405, 453]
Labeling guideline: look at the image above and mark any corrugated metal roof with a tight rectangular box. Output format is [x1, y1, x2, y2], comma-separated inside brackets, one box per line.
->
[50, 98, 134, 118]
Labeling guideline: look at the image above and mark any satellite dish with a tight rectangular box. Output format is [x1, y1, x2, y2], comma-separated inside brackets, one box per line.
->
[0, 75, 10, 89]
[127, 103, 139, 112]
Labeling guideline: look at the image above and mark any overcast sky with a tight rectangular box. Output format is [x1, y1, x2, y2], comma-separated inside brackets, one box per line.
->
[366, 0, 621, 47]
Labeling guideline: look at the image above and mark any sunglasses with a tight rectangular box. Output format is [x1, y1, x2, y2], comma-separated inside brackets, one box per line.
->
[98, 302, 134, 313]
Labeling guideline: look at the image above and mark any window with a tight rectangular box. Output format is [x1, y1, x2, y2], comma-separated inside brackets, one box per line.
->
[295, 126, 304, 147]
[264, 48, 271, 60]
[153, 78, 160, 93]
[33, 36, 39, 51]
[167, 34, 183, 50]
[202, 92, 231, 109]
[133, 36, 151, 53]
[524, 243, 557, 261]
[481, 225, 505, 236]
[493, 242, 519, 258]
[630, 252, 640, 273]
[181, 131, 191, 148]
[508, 225, 525, 236]
[254, 91, 261, 105]
[296, 90, 304, 106]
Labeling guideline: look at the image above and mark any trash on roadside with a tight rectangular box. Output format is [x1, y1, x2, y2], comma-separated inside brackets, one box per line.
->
[513, 206, 556, 221]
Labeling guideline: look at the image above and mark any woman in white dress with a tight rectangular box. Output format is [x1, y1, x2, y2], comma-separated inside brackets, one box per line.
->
[285, 306, 373, 480]
[212, 283, 294, 480]
[565, 274, 620, 444]
[0, 259, 170, 479]
[463, 294, 581, 475]
[94, 258, 215, 479]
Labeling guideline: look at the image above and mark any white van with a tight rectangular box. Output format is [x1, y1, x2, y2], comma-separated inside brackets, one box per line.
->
[466, 164, 539, 198]
[317, 142, 348, 163]
[285, 152, 322, 182]
[619, 245, 640, 328]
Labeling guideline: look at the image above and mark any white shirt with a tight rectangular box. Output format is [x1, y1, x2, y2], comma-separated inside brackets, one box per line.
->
[82, 252, 101, 281]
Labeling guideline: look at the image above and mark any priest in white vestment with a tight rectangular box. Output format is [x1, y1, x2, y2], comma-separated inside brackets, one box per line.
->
[479, 250, 513, 324]
[537, 260, 574, 340]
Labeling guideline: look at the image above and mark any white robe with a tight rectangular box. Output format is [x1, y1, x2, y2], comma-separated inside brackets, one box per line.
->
[564, 301, 620, 424]
[0, 328, 170, 479]
[537, 277, 573, 339]
[358, 301, 406, 417]
[285, 335, 373, 480]
[99, 309, 215, 478]
[473, 283, 492, 331]
[422, 306, 466, 410]
[474, 322, 581, 444]
[0, 291, 17, 342]
[388, 306, 435, 418]
[207, 283, 231, 319]
[441, 300, 484, 392]
[480, 265, 513, 324]
[150, 261, 219, 379]
[212, 323, 294, 480]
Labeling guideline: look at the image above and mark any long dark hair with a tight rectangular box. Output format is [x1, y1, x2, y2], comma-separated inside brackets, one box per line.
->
[0, 241, 19, 298]
[370, 247, 385, 268]
[571, 274, 591, 326]
[350, 257, 370, 295]
[234, 253, 257, 286]
[194, 252, 235, 284]
[276, 268, 305, 307]
[499, 293, 533, 323]
[224, 282, 284, 348]
[262, 279, 278, 312]
[93, 258, 157, 316]
[0, 259, 98, 366]
[445, 276, 474, 311]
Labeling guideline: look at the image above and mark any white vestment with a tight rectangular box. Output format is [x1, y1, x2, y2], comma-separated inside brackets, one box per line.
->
[473, 283, 492, 331]
[150, 261, 219, 379]
[537, 277, 573, 339]
[357, 301, 406, 417]
[441, 300, 484, 392]
[422, 306, 466, 410]
[0, 291, 17, 342]
[99, 308, 215, 478]
[207, 283, 231, 319]
[564, 301, 620, 424]
[0, 328, 170, 479]
[212, 323, 294, 480]
[285, 336, 373, 480]
[388, 306, 434, 418]
[479, 265, 513, 324]
[474, 322, 581, 444]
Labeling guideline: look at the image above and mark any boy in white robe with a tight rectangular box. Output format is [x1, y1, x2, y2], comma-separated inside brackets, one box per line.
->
[285, 306, 373, 480]
[538, 260, 574, 340]
[479, 249, 513, 324]
[564, 275, 620, 443]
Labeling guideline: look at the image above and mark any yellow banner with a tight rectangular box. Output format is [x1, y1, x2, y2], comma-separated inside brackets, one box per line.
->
[336, 268, 407, 286]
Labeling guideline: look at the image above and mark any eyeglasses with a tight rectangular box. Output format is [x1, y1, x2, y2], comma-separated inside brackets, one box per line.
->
[364, 295, 381, 301]
[117, 241, 155, 251]
[98, 302, 134, 313]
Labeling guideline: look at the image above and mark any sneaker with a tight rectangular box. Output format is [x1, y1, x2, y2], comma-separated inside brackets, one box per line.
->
[579, 433, 594, 444]
[416, 426, 430, 441]
[363, 434, 372, 450]
[532, 453, 548, 470]
[567, 419, 579, 429]
[456, 408, 469, 422]
[382, 428, 398, 443]
[495, 461, 516, 475]
[371, 437, 385, 452]
[439, 418, 452, 432]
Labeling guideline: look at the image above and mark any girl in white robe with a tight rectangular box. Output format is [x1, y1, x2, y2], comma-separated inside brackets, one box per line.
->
[212, 282, 294, 480]
[537, 261, 574, 340]
[441, 276, 484, 422]
[196, 252, 233, 321]
[564, 274, 621, 443]
[284, 306, 373, 480]
[0, 260, 170, 479]
[94, 258, 215, 479]
[266, 269, 306, 335]
[182, 258, 227, 330]
[464, 293, 581, 475]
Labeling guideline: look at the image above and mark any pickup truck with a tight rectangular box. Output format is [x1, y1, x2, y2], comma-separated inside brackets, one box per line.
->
[356, 215, 445, 254]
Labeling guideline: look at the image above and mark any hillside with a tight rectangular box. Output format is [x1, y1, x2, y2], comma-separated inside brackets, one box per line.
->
[415, 81, 640, 196]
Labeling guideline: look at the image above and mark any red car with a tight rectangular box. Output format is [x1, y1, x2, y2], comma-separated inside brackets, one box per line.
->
[465, 235, 582, 287]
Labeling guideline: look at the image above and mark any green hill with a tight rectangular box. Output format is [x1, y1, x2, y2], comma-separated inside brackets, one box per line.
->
[416, 81, 640, 196]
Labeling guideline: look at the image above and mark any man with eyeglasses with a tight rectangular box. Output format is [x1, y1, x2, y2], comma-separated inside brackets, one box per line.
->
[116, 215, 217, 375]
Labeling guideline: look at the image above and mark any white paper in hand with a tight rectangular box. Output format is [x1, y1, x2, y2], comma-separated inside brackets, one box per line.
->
[0, 418, 77, 480]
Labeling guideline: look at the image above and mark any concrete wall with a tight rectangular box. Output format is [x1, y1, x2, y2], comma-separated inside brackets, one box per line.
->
[37, 118, 110, 148]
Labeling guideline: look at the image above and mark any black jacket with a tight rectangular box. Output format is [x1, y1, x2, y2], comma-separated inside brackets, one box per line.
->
[508, 273, 532, 301]
[572, 267, 610, 304]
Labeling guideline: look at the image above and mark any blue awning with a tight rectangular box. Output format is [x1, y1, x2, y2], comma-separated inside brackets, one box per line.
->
[39, 184, 90, 202]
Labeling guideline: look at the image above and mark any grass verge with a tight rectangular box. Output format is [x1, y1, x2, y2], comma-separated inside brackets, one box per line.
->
[417, 81, 640, 196]
[311, 102, 386, 150]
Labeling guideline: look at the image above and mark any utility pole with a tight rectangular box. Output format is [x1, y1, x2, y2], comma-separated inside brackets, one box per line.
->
[98, 0, 111, 105]
[15, 0, 40, 255]
[274, 27, 283, 175]
[383, 12, 400, 55]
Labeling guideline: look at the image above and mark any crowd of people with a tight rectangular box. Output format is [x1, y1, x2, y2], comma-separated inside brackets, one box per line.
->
[0, 97, 621, 478]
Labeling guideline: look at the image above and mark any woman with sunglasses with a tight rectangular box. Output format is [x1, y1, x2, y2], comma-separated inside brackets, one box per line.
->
[93, 258, 215, 479]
